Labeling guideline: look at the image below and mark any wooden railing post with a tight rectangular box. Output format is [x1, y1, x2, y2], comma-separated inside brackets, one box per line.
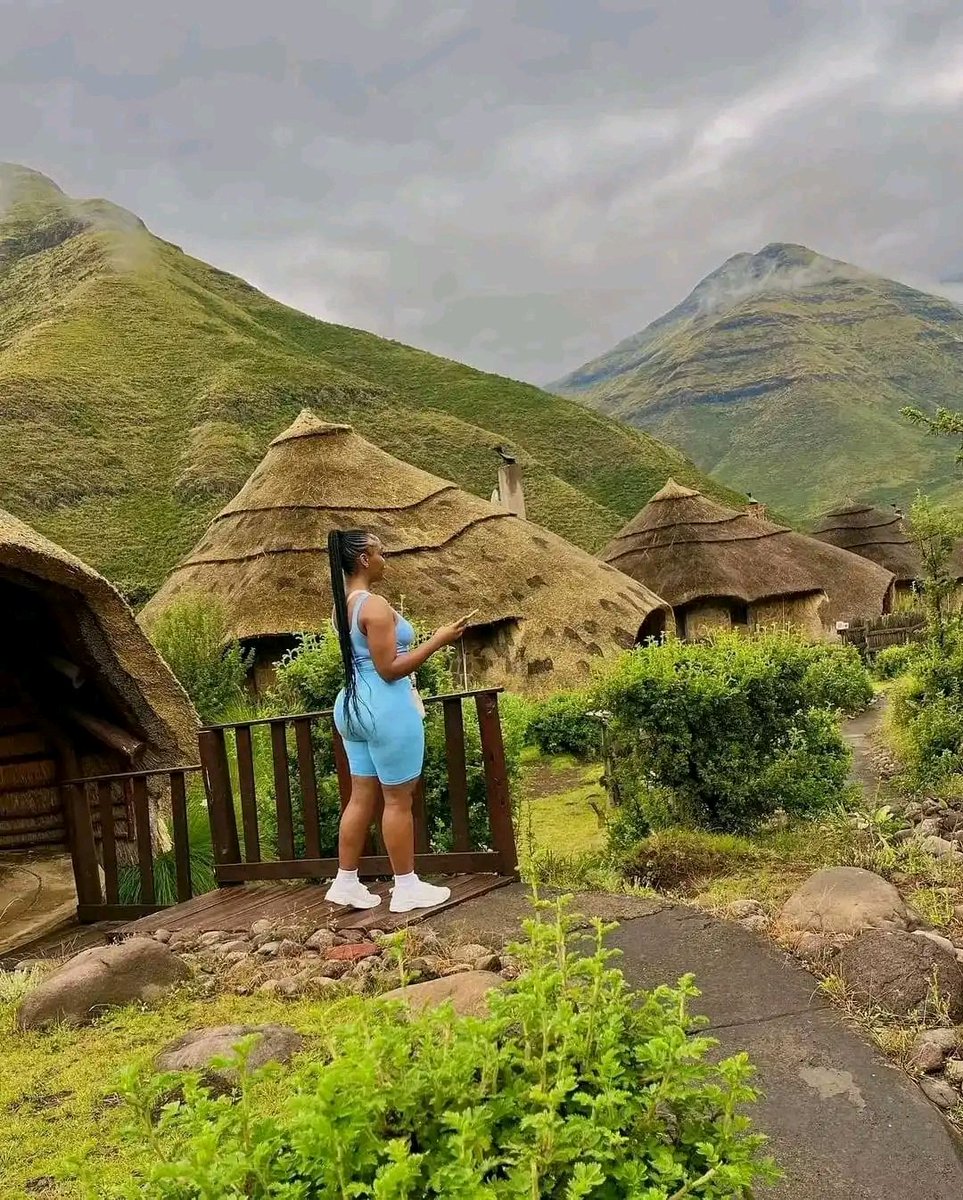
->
[62, 781, 104, 912]
[169, 771, 193, 903]
[474, 691, 518, 877]
[443, 697, 471, 852]
[198, 728, 241, 872]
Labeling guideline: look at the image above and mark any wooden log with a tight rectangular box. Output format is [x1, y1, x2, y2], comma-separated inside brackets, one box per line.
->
[65, 708, 145, 761]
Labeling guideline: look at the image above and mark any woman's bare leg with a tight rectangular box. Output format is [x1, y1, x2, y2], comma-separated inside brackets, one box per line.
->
[338, 775, 381, 869]
[380, 780, 416, 874]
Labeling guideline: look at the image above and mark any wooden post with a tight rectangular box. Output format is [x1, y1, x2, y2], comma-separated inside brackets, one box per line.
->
[475, 691, 518, 877]
[169, 770, 193, 903]
[443, 698, 471, 851]
[234, 724, 261, 863]
[97, 781, 119, 905]
[131, 776, 155, 905]
[198, 728, 241, 872]
[294, 718, 322, 861]
[62, 781, 104, 912]
[271, 721, 296, 861]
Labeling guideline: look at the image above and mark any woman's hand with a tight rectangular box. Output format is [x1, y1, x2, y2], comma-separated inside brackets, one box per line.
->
[434, 615, 470, 646]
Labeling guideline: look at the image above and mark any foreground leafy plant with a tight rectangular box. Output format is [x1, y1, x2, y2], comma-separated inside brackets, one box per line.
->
[114, 898, 778, 1198]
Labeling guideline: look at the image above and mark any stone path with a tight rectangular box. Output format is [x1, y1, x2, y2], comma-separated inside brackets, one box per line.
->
[430, 884, 963, 1200]
[842, 695, 893, 803]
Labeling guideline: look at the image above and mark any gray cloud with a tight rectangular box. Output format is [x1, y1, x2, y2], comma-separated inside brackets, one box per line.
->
[2, 0, 962, 382]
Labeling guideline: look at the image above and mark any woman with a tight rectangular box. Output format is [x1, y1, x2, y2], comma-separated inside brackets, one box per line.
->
[324, 529, 470, 912]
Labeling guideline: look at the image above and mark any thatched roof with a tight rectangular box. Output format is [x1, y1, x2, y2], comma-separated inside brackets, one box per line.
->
[812, 501, 963, 584]
[141, 411, 672, 688]
[602, 480, 894, 625]
[0, 506, 198, 764]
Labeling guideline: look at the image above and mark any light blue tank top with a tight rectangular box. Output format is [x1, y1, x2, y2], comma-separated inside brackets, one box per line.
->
[348, 591, 416, 675]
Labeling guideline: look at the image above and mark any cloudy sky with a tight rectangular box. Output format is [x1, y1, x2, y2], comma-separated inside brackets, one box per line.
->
[4, 0, 962, 382]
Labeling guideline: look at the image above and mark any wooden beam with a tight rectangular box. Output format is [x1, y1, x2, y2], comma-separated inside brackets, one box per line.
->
[65, 708, 145, 761]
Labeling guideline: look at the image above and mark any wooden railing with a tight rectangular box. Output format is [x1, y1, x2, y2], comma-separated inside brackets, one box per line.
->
[62, 764, 201, 922]
[63, 687, 517, 923]
[198, 687, 517, 884]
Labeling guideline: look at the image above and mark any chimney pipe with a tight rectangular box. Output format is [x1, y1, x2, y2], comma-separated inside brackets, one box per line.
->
[745, 493, 767, 520]
[493, 450, 526, 519]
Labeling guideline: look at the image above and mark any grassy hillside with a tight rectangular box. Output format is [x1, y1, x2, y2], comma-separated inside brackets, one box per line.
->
[551, 243, 963, 521]
[0, 164, 742, 598]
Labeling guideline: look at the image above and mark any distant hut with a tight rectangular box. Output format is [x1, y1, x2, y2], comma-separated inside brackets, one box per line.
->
[140, 411, 673, 691]
[812, 501, 963, 604]
[0, 508, 198, 854]
[601, 480, 894, 640]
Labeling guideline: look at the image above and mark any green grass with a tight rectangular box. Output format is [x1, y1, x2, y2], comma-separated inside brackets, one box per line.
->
[0, 164, 742, 598]
[554, 242, 963, 522]
[0, 978, 361, 1198]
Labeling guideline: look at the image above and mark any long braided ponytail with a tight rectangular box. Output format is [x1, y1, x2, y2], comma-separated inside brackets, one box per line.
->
[327, 529, 371, 728]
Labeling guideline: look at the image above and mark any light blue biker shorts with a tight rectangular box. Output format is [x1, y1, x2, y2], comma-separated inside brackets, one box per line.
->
[334, 686, 425, 787]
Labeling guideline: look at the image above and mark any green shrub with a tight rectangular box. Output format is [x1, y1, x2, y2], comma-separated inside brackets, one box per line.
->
[597, 631, 854, 834]
[120, 898, 777, 1198]
[889, 634, 963, 785]
[148, 593, 250, 724]
[527, 690, 603, 759]
[798, 642, 873, 713]
[872, 642, 919, 681]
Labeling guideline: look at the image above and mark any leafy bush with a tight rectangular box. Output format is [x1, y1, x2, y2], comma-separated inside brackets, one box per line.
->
[148, 593, 250, 724]
[873, 642, 919, 680]
[798, 642, 873, 713]
[120, 898, 777, 1198]
[597, 631, 855, 834]
[527, 690, 603, 759]
[889, 631, 963, 785]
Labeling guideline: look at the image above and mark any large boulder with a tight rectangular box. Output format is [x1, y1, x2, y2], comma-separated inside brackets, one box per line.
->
[779, 867, 908, 936]
[156, 1024, 304, 1093]
[16, 937, 190, 1030]
[377, 971, 504, 1017]
[837, 931, 963, 1021]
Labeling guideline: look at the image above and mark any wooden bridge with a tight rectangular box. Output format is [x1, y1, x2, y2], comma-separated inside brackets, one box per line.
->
[59, 688, 518, 939]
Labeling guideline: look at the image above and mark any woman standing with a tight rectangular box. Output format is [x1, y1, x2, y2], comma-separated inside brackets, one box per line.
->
[324, 529, 469, 912]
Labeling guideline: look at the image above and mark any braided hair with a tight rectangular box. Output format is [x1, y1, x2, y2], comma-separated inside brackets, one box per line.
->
[327, 529, 372, 727]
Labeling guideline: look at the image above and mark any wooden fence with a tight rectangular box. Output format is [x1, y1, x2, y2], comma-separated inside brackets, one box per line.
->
[840, 612, 926, 656]
[63, 687, 516, 923]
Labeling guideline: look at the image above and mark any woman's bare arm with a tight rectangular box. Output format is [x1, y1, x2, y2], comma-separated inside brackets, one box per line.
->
[361, 595, 467, 683]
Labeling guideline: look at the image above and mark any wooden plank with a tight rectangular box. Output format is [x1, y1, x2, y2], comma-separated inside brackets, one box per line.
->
[234, 725, 261, 863]
[121, 883, 277, 933]
[271, 722, 296, 861]
[412, 777, 430, 855]
[198, 729, 242, 867]
[475, 692, 518, 877]
[216, 850, 501, 882]
[131, 777, 155, 906]
[331, 722, 352, 808]
[338, 873, 514, 930]
[200, 688, 503, 731]
[77, 903, 166, 922]
[443, 698, 471, 851]
[294, 719, 322, 860]
[97, 781, 119, 906]
[169, 771, 193, 903]
[62, 781, 103, 911]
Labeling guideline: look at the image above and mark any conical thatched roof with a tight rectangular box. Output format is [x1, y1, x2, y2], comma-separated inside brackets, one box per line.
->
[0, 507, 198, 762]
[602, 480, 894, 626]
[812, 501, 963, 584]
[141, 411, 673, 688]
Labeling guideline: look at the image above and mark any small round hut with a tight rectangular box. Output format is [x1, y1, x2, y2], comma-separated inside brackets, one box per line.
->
[601, 480, 894, 640]
[812, 501, 963, 603]
[140, 411, 673, 691]
[0, 507, 198, 853]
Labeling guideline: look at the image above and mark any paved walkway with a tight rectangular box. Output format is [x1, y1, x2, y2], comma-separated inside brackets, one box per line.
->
[430, 884, 963, 1200]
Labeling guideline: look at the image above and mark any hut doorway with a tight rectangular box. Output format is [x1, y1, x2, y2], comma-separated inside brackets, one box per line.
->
[636, 609, 667, 645]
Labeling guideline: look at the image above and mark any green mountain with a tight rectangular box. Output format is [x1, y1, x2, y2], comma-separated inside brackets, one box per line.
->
[0, 164, 741, 599]
[551, 243, 963, 521]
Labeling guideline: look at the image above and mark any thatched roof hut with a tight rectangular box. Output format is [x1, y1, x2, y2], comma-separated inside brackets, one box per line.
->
[812, 501, 963, 589]
[601, 480, 894, 639]
[0, 508, 197, 851]
[141, 411, 673, 690]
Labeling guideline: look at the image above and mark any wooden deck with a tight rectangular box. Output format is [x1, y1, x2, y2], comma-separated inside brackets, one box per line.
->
[120, 873, 514, 938]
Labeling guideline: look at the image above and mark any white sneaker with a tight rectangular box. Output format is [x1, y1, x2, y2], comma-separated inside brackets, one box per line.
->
[325, 878, 382, 910]
[389, 879, 452, 913]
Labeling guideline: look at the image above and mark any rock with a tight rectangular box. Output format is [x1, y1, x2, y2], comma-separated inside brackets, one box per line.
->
[277, 940, 302, 958]
[442, 962, 473, 976]
[779, 867, 908, 935]
[794, 932, 833, 962]
[913, 930, 959, 957]
[214, 939, 249, 956]
[942, 812, 963, 833]
[919, 835, 963, 863]
[251, 919, 274, 936]
[318, 959, 350, 979]
[452, 943, 490, 964]
[740, 914, 768, 933]
[377, 971, 504, 1017]
[916, 817, 945, 839]
[256, 942, 281, 958]
[923, 800, 944, 818]
[727, 899, 765, 920]
[836, 931, 963, 1021]
[473, 954, 501, 973]
[944, 1059, 963, 1086]
[152, 929, 172, 944]
[156, 1023, 304, 1093]
[904, 802, 924, 822]
[257, 979, 282, 996]
[277, 978, 300, 997]
[305, 929, 336, 952]
[16, 938, 190, 1030]
[325, 942, 381, 963]
[197, 930, 226, 947]
[891, 828, 914, 845]
[336, 930, 366, 944]
[910, 1029, 959, 1072]
[919, 1077, 960, 1109]
[954, 905, 963, 923]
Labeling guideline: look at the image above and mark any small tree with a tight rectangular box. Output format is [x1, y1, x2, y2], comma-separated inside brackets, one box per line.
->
[909, 494, 961, 648]
[148, 593, 250, 723]
[902, 404, 963, 457]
